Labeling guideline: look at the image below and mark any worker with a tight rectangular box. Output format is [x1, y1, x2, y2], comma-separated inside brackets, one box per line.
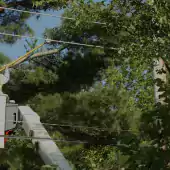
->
[0, 66, 10, 92]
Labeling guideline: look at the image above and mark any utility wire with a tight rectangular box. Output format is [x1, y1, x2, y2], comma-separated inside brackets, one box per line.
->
[0, 135, 131, 147]
[5, 120, 138, 132]
[0, 32, 117, 50]
[0, 135, 129, 147]
[0, 135, 88, 144]
[0, 7, 106, 25]
[10, 120, 110, 130]
[1, 135, 138, 147]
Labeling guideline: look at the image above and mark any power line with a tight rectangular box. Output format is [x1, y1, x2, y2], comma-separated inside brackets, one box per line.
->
[0, 134, 129, 147]
[0, 7, 106, 25]
[0, 32, 117, 50]
[12, 120, 110, 130]
[5, 120, 138, 132]
[1, 135, 139, 147]
[1, 135, 88, 144]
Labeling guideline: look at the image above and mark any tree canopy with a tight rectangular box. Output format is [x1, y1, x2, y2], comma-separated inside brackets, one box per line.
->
[1, 0, 170, 169]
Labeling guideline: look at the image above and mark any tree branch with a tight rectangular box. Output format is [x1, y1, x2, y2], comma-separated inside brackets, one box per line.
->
[29, 45, 67, 60]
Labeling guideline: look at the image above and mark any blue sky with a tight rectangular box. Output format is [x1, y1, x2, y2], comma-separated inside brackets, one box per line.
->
[0, 9, 63, 59]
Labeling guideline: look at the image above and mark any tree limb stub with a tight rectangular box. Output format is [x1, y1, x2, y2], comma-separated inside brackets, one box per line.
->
[29, 45, 67, 60]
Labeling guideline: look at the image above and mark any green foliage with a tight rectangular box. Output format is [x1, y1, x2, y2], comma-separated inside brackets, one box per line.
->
[30, 83, 141, 135]
[32, 0, 69, 9]
[0, 5, 33, 43]
[67, 145, 129, 170]
[26, 67, 58, 85]
[104, 58, 154, 112]
[4, 66, 58, 103]
[3, 0, 170, 169]
[0, 129, 43, 170]
[0, 53, 10, 65]
[0, 0, 5, 6]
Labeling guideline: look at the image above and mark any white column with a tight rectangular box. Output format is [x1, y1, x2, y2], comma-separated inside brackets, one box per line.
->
[0, 92, 7, 148]
[19, 106, 72, 170]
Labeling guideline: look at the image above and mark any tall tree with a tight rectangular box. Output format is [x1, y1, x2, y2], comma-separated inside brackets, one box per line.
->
[3, 0, 170, 169]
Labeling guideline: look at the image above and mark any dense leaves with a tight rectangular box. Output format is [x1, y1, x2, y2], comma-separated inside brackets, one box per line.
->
[2, 0, 170, 169]
[0, 52, 10, 65]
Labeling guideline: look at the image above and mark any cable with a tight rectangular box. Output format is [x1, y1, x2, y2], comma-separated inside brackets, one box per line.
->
[5, 120, 138, 132]
[1, 134, 140, 147]
[0, 32, 117, 50]
[0, 135, 132, 147]
[0, 135, 88, 144]
[0, 7, 106, 25]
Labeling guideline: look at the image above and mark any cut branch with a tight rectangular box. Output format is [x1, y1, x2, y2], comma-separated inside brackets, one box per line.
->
[29, 45, 67, 60]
